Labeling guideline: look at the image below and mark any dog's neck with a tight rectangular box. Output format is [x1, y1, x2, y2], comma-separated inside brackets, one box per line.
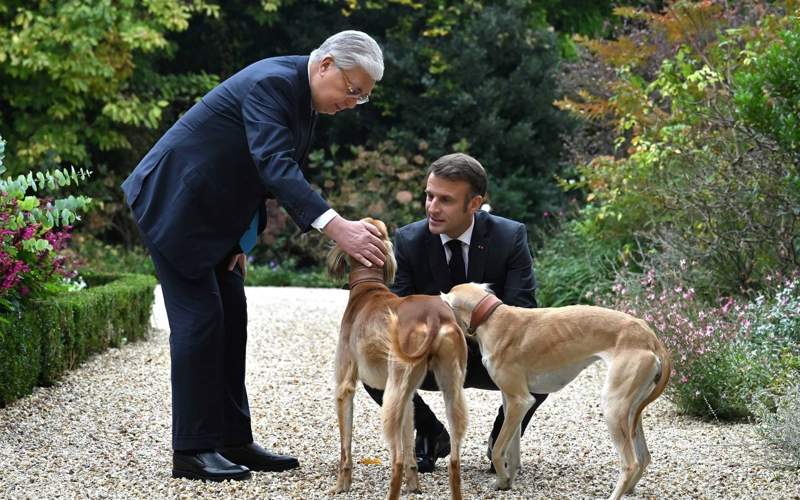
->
[348, 264, 385, 289]
[467, 294, 503, 335]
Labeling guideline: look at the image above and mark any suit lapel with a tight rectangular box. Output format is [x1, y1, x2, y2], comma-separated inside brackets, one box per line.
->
[467, 212, 488, 283]
[426, 230, 452, 292]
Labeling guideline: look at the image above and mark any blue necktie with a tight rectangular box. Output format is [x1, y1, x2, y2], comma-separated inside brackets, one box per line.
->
[239, 211, 260, 254]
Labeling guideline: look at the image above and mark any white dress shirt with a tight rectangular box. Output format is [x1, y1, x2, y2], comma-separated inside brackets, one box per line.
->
[440, 216, 475, 277]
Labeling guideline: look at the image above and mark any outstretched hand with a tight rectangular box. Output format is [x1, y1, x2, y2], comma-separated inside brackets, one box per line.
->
[323, 216, 386, 268]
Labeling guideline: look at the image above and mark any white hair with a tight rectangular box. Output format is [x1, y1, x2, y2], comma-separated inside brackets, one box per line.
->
[310, 30, 384, 81]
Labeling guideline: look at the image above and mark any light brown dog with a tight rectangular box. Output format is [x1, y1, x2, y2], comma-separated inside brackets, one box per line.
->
[327, 218, 469, 500]
[441, 283, 671, 500]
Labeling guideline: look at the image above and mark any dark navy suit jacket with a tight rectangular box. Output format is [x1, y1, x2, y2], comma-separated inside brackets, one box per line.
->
[122, 56, 327, 278]
[390, 210, 537, 307]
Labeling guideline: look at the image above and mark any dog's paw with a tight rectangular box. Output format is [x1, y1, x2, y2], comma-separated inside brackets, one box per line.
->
[493, 477, 511, 491]
[329, 483, 351, 495]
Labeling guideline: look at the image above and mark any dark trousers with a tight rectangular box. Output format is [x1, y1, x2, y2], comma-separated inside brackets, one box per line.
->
[146, 239, 253, 451]
[364, 338, 548, 441]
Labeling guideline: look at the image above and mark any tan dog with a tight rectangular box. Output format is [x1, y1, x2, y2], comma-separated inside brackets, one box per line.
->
[328, 218, 469, 500]
[441, 283, 671, 500]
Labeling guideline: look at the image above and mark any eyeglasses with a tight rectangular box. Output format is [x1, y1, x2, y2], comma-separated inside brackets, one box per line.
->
[337, 65, 370, 105]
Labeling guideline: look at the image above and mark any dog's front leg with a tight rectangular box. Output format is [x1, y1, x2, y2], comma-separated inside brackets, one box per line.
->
[332, 357, 358, 494]
[492, 392, 534, 490]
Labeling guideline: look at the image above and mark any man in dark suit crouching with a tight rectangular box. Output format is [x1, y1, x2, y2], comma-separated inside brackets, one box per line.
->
[363, 153, 549, 473]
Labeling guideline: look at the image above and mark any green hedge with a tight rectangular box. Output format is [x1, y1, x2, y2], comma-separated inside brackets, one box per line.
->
[0, 272, 157, 407]
[244, 264, 337, 288]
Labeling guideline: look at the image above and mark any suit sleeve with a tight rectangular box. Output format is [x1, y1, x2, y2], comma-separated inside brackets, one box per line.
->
[242, 77, 330, 231]
[389, 231, 416, 297]
[503, 223, 537, 308]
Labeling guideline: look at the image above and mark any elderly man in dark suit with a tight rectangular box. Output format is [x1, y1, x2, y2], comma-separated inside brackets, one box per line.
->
[364, 153, 549, 473]
[122, 31, 386, 482]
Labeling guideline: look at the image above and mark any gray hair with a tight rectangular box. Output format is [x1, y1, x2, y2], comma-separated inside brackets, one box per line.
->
[310, 30, 384, 81]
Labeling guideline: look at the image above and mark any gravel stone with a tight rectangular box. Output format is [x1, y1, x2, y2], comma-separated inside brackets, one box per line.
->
[1, 286, 798, 499]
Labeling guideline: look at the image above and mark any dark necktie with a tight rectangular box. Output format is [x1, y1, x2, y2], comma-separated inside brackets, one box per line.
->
[447, 239, 467, 286]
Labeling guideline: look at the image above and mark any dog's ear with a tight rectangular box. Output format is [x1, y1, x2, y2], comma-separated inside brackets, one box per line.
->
[373, 219, 389, 239]
[326, 244, 347, 279]
[383, 238, 397, 285]
[362, 217, 390, 239]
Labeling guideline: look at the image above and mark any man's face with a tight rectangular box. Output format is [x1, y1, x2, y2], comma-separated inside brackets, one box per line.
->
[310, 57, 375, 115]
[425, 173, 482, 238]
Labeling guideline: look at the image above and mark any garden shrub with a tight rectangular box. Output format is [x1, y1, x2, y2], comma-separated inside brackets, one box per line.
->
[0, 272, 157, 406]
[752, 382, 800, 469]
[68, 235, 156, 277]
[244, 261, 336, 288]
[251, 141, 429, 269]
[535, 218, 621, 307]
[552, 3, 799, 298]
[606, 265, 800, 420]
[0, 135, 92, 315]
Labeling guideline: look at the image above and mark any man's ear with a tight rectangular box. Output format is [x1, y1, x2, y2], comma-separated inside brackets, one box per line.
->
[319, 56, 334, 74]
[467, 194, 483, 214]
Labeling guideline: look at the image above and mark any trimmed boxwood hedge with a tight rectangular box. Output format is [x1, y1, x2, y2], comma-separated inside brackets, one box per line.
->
[0, 272, 157, 407]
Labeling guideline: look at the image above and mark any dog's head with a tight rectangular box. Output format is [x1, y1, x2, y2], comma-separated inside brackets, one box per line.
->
[326, 217, 397, 285]
[440, 282, 495, 333]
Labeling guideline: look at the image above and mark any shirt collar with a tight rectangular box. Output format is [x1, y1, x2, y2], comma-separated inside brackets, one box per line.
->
[307, 58, 315, 112]
[440, 216, 475, 248]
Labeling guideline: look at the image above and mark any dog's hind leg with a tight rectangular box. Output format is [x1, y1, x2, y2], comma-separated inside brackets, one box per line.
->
[628, 414, 651, 493]
[434, 350, 468, 500]
[491, 388, 534, 491]
[332, 356, 358, 494]
[383, 363, 422, 500]
[603, 352, 658, 500]
[401, 397, 421, 494]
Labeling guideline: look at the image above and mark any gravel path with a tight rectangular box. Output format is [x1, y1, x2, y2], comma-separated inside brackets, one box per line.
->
[1, 286, 798, 499]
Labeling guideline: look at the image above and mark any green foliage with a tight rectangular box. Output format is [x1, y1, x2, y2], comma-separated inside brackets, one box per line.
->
[165, 0, 573, 235]
[0, 0, 219, 173]
[0, 272, 157, 406]
[373, 0, 569, 226]
[69, 236, 155, 276]
[0, 1, 220, 250]
[606, 264, 800, 420]
[733, 15, 800, 152]
[752, 382, 800, 469]
[245, 261, 336, 288]
[1, 135, 94, 313]
[253, 141, 428, 267]
[548, 3, 800, 304]
[535, 219, 620, 307]
[672, 339, 796, 420]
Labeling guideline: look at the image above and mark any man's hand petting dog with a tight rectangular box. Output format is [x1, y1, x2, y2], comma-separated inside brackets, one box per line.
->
[323, 215, 387, 268]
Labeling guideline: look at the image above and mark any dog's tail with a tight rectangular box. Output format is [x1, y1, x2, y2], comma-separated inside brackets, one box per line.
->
[633, 337, 672, 430]
[387, 310, 437, 365]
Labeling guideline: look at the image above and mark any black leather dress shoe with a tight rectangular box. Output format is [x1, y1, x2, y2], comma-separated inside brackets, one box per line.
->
[415, 427, 451, 473]
[172, 450, 251, 482]
[217, 442, 300, 472]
